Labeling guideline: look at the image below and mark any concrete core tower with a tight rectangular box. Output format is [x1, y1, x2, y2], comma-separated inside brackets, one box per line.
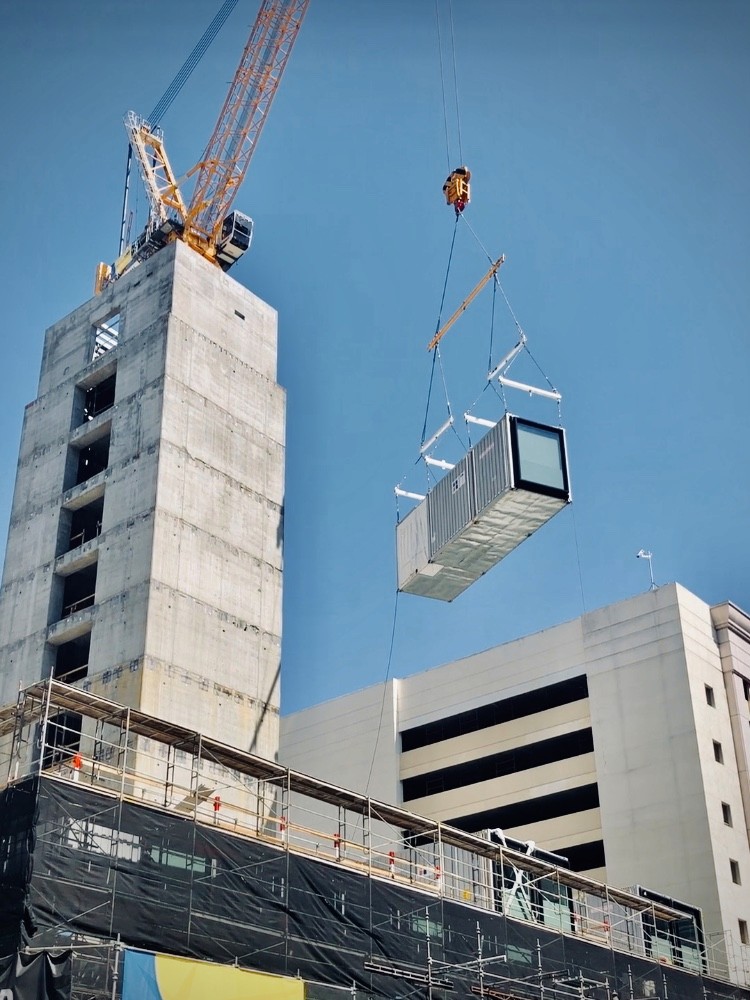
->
[0, 241, 285, 761]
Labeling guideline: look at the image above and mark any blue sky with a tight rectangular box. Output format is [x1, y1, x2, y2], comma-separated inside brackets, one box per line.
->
[0, 1, 748, 715]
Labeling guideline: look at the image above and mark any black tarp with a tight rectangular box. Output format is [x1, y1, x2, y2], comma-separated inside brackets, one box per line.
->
[3, 776, 748, 1000]
[0, 950, 71, 1000]
[0, 780, 38, 958]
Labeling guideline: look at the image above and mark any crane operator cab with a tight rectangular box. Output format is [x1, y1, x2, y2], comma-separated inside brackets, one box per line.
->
[216, 211, 254, 270]
[443, 166, 471, 215]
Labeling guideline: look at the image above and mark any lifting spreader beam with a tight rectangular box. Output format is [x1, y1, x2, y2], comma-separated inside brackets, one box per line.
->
[427, 256, 505, 351]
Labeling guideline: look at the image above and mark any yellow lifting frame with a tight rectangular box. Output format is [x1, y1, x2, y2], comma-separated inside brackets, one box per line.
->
[427, 255, 505, 352]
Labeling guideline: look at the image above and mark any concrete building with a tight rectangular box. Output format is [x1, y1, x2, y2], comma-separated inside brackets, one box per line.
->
[280, 584, 750, 974]
[0, 241, 285, 759]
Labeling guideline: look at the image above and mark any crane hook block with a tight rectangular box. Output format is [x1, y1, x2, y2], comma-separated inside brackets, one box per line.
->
[443, 166, 471, 215]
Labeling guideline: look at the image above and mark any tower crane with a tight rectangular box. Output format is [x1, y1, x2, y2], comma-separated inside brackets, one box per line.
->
[95, 0, 309, 294]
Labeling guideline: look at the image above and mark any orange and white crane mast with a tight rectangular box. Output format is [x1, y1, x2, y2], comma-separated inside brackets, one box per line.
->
[96, 0, 309, 293]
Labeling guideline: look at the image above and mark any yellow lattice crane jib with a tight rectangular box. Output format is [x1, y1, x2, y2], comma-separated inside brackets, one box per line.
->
[443, 165, 471, 215]
[184, 0, 310, 252]
[96, 0, 310, 293]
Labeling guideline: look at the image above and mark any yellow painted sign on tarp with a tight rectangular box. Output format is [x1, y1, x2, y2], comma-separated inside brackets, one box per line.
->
[122, 949, 304, 1000]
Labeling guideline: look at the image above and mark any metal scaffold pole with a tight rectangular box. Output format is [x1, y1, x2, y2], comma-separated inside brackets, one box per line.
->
[110, 934, 122, 1000]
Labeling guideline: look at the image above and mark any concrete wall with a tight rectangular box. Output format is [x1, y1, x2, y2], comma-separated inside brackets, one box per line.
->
[711, 601, 750, 976]
[585, 588, 725, 950]
[280, 679, 400, 805]
[0, 250, 171, 706]
[140, 246, 284, 758]
[0, 241, 285, 761]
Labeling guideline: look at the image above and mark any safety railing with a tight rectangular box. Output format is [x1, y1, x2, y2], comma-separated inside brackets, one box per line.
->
[61, 593, 96, 618]
[68, 522, 102, 552]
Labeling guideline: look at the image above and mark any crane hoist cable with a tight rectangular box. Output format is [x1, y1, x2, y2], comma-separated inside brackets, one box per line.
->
[419, 0, 473, 459]
[457, 211, 559, 404]
[435, 0, 451, 173]
[448, 0, 463, 164]
[434, 0, 464, 171]
[487, 271, 498, 373]
[393, 53, 465, 736]
[406, 2, 474, 487]
[436, 0, 470, 217]
[421, 206, 563, 433]
[419, 215, 459, 450]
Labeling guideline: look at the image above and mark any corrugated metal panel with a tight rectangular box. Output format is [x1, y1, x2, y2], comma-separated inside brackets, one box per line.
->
[427, 452, 474, 556]
[473, 417, 511, 515]
[396, 502, 430, 592]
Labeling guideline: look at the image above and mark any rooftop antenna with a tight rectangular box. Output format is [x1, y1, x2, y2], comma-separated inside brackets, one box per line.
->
[636, 549, 656, 591]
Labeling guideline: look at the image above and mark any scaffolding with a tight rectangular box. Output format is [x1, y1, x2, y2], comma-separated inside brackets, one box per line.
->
[1, 681, 748, 999]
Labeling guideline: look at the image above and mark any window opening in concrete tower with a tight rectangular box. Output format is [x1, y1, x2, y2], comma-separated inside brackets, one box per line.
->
[70, 434, 111, 488]
[82, 371, 117, 422]
[92, 313, 120, 360]
[60, 562, 98, 618]
[66, 496, 104, 552]
[43, 711, 82, 767]
[53, 632, 91, 684]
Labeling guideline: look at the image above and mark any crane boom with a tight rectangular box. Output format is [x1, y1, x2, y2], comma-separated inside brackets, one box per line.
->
[96, 0, 309, 293]
[186, 0, 310, 246]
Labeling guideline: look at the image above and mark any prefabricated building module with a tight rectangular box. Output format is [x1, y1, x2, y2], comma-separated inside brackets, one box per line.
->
[396, 414, 570, 601]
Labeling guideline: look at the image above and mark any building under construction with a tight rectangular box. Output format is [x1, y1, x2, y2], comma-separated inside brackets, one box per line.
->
[1, 679, 749, 1000]
[0, 2, 748, 998]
